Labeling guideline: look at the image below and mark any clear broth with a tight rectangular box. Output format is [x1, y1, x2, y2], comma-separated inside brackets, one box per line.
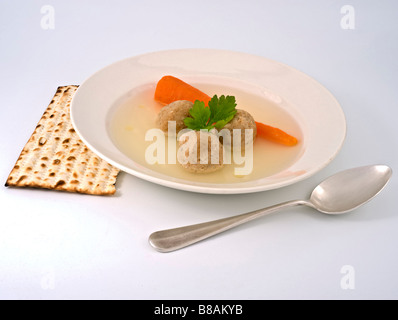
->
[109, 83, 303, 184]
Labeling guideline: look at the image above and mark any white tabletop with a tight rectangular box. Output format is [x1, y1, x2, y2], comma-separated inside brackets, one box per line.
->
[1, 0, 397, 300]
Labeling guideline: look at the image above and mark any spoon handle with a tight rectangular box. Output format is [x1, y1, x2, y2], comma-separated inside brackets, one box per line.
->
[149, 199, 310, 252]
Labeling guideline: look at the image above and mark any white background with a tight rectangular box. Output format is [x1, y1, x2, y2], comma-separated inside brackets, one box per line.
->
[1, 0, 397, 300]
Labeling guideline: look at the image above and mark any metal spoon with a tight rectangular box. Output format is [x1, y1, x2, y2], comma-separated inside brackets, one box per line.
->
[149, 165, 392, 252]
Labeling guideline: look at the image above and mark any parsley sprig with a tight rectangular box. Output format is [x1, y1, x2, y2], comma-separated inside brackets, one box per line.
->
[184, 95, 237, 131]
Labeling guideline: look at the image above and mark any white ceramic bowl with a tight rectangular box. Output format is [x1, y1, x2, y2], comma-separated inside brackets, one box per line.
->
[71, 49, 346, 194]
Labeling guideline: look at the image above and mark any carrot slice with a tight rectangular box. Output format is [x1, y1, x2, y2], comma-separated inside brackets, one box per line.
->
[255, 121, 298, 146]
[154, 75, 211, 106]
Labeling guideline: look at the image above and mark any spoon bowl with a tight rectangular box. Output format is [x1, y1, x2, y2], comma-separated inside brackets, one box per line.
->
[310, 165, 392, 214]
[149, 165, 392, 252]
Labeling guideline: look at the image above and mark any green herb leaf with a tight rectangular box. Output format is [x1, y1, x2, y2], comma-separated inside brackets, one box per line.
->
[208, 95, 237, 127]
[213, 113, 236, 130]
[183, 100, 212, 131]
[183, 95, 237, 131]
